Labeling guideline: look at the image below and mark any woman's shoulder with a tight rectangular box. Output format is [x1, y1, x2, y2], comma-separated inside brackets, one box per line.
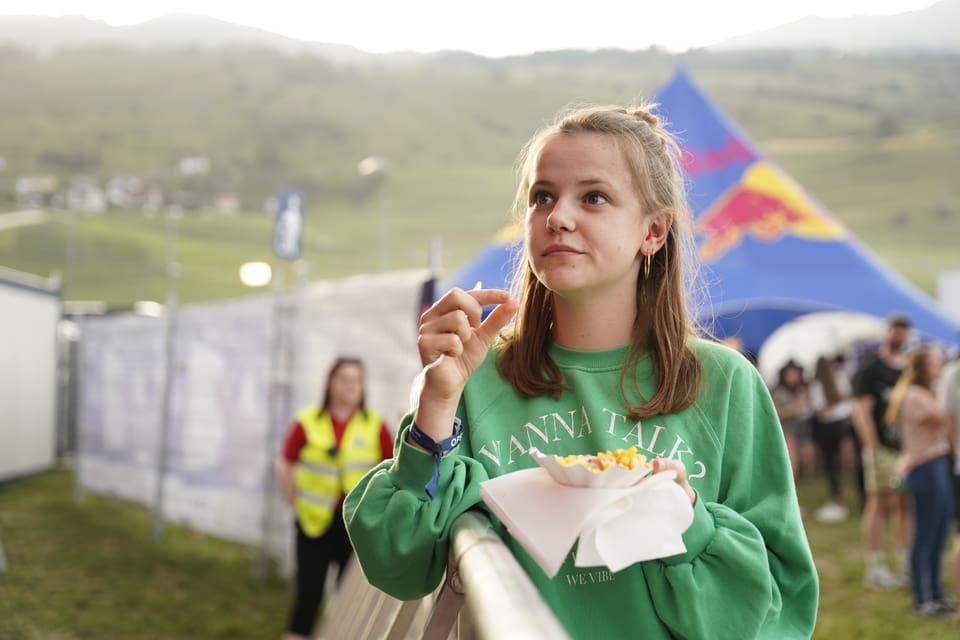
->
[904, 384, 936, 406]
[687, 337, 767, 400]
[689, 337, 758, 374]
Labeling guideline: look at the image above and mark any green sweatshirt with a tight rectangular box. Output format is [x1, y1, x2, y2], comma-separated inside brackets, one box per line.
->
[345, 339, 819, 639]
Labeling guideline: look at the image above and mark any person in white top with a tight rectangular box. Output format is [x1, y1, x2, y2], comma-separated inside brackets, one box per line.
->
[809, 355, 859, 522]
[886, 346, 953, 616]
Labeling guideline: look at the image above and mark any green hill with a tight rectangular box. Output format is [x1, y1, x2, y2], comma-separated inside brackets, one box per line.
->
[0, 46, 958, 307]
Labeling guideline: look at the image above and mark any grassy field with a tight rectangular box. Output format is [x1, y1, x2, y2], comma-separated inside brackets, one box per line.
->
[1, 49, 958, 309]
[800, 475, 958, 639]
[0, 470, 291, 640]
[1, 124, 958, 310]
[1, 467, 958, 639]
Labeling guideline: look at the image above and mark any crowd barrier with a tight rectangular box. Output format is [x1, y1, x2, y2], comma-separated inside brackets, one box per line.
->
[317, 511, 569, 640]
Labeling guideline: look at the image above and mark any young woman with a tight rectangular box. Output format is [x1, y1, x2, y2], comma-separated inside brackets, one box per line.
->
[886, 346, 954, 617]
[276, 357, 393, 640]
[809, 354, 859, 522]
[344, 104, 818, 638]
[772, 360, 815, 482]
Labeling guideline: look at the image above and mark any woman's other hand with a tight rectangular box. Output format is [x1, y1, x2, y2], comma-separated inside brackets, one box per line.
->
[652, 457, 697, 506]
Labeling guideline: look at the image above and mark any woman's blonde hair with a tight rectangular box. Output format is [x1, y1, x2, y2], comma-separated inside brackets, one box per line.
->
[495, 103, 704, 418]
[884, 346, 938, 428]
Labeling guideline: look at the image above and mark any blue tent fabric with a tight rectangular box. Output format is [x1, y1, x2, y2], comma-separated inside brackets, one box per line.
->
[443, 238, 520, 294]
[440, 68, 960, 353]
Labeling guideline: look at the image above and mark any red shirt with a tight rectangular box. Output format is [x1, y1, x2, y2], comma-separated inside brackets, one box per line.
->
[282, 410, 394, 464]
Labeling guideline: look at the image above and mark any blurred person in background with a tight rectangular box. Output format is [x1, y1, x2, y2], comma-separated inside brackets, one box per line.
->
[772, 359, 816, 483]
[886, 346, 953, 617]
[852, 314, 912, 589]
[720, 335, 758, 367]
[276, 356, 393, 640]
[809, 354, 860, 522]
[940, 354, 960, 623]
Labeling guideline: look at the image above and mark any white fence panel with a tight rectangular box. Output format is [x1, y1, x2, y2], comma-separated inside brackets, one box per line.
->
[75, 269, 426, 563]
[0, 268, 60, 481]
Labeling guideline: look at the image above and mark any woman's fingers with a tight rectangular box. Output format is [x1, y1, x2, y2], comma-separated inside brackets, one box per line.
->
[423, 288, 512, 322]
[653, 458, 697, 505]
[417, 329, 465, 362]
[653, 457, 684, 479]
[422, 307, 473, 343]
[476, 298, 519, 345]
[419, 288, 516, 363]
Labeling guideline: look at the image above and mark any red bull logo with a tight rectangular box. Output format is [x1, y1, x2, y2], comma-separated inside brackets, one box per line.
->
[681, 134, 755, 177]
[695, 161, 846, 263]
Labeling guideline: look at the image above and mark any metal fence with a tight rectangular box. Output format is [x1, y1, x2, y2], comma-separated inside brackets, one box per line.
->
[72, 269, 429, 571]
[317, 511, 569, 640]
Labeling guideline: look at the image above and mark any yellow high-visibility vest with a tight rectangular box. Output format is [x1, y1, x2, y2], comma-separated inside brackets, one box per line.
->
[294, 406, 383, 537]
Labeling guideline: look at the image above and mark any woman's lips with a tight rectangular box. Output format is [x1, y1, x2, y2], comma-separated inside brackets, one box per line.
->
[543, 244, 581, 256]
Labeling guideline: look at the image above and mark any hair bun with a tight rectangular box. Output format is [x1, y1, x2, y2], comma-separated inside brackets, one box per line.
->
[630, 107, 660, 129]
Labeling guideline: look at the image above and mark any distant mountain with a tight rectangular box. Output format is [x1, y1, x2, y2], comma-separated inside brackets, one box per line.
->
[1, 2, 958, 63]
[0, 13, 371, 63]
[712, 0, 960, 52]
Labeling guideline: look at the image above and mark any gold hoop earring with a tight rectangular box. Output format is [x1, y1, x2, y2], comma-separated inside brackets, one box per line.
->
[643, 254, 651, 280]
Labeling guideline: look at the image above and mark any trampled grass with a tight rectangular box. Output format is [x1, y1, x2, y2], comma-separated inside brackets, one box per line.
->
[0, 469, 291, 640]
[800, 474, 959, 639]
[2, 467, 959, 638]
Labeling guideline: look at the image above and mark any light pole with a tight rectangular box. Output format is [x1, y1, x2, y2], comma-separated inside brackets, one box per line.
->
[239, 261, 289, 581]
[357, 156, 392, 272]
[152, 209, 182, 540]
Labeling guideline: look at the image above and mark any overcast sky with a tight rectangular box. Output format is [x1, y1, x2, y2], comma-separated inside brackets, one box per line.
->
[0, 0, 941, 57]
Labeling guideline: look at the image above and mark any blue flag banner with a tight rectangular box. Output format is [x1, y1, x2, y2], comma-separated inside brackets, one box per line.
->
[273, 189, 304, 261]
[439, 68, 960, 353]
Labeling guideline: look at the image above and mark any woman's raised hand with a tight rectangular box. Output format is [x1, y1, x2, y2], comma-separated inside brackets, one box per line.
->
[417, 287, 518, 403]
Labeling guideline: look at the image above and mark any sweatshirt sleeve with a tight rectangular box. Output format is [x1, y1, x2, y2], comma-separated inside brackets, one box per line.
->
[343, 410, 489, 600]
[640, 352, 819, 639]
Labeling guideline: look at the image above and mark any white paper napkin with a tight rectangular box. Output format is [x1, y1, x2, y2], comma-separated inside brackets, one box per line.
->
[479, 466, 694, 578]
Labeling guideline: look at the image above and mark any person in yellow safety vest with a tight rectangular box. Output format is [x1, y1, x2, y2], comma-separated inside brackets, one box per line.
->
[277, 356, 394, 640]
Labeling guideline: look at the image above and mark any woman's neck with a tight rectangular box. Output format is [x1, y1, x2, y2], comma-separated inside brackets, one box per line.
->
[328, 404, 356, 423]
[550, 294, 637, 350]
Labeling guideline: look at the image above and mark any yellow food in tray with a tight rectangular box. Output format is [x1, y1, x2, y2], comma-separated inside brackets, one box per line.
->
[555, 446, 651, 472]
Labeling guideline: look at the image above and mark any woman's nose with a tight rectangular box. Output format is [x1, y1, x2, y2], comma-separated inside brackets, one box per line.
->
[546, 198, 575, 233]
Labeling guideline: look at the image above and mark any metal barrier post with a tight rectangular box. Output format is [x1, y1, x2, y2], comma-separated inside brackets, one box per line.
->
[317, 511, 569, 639]
[423, 511, 571, 640]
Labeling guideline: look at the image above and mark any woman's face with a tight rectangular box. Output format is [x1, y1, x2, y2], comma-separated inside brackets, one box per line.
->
[329, 362, 364, 408]
[524, 132, 651, 304]
[783, 367, 802, 387]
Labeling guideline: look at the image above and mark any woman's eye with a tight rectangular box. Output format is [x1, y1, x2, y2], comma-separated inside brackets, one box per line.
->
[585, 192, 608, 206]
[530, 190, 552, 206]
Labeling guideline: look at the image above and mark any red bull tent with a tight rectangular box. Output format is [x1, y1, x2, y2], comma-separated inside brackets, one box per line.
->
[440, 68, 960, 355]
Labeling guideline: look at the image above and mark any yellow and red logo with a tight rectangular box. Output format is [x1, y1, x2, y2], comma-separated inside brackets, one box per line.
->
[695, 161, 846, 263]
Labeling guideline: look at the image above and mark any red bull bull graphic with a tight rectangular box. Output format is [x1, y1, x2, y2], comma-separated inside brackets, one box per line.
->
[681, 134, 755, 177]
[695, 161, 846, 263]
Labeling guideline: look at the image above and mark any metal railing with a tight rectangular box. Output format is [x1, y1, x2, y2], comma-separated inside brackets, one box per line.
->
[316, 510, 569, 640]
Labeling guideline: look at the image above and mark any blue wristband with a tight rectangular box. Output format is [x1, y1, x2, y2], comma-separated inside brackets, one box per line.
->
[409, 418, 463, 499]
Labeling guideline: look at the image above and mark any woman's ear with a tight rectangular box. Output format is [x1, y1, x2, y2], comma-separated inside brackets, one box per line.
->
[642, 209, 672, 255]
